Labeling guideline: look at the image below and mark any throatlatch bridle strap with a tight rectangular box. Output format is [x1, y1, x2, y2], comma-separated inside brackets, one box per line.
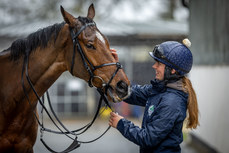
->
[21, 21, 123, 153]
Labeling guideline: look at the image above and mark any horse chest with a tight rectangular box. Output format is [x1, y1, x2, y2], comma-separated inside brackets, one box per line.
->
[0, 111, 37, 152]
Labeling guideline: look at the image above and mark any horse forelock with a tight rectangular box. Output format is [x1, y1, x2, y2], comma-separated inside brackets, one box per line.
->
[78, 16, 93, 25]
[9, 22, 65, 61]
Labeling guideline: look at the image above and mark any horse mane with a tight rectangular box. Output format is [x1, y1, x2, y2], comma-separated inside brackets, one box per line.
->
[7, 22, 65, 61]
[5, 16, 93, 61]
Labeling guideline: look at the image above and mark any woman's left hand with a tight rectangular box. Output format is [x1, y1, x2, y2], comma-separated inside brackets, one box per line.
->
[110, 48, 119, 62]
[109, 112, 124, 128]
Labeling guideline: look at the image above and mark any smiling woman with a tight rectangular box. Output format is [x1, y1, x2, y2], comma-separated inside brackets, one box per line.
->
[109, 39, 199, 153]
[152, 60, 166, 81]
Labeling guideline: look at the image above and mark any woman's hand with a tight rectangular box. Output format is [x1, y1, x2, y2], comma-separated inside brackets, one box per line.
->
[110, 48, 119, 62]
[109, 112, 124, 128]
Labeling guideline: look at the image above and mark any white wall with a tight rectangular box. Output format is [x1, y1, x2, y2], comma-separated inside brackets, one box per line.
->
[190, 66, 229, 153]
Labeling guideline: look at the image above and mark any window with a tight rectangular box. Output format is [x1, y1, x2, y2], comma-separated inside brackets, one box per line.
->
[47, 73, 88, 117]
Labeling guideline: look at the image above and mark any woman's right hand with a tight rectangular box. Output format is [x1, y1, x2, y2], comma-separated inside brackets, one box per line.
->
[109, 112, 124, 128]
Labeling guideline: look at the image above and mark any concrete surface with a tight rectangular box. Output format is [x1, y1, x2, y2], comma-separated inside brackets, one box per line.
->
[33, 118, 201, 153]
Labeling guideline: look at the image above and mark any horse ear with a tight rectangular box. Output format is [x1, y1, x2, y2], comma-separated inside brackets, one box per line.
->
[87, 4, 95, 19]
[60, 5, 76, 26]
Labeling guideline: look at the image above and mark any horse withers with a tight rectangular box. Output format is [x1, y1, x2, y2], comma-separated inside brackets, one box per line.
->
[0, 4, 130, 153]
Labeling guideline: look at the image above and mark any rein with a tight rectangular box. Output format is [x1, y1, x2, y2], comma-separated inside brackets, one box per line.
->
[21, 21, 123, 153]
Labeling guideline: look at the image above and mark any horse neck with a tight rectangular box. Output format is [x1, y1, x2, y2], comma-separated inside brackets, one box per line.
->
[25, 46, 67, 96]
[0, 45, 66, 106]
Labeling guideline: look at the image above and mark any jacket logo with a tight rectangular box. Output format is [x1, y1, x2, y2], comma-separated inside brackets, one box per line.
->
[148, 105, 154, 116]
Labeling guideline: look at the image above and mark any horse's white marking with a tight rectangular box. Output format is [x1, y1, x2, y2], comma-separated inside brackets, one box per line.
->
[96, 31, 105, 44]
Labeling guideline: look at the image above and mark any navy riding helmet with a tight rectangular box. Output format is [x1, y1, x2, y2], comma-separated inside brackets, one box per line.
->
[149, 39, 193, 76]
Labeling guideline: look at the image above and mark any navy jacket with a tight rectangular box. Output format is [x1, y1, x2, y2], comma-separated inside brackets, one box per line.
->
[117, 80, 188, 153]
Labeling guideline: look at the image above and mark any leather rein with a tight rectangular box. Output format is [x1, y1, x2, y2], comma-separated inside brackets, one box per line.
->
[21, 21, 123, 153]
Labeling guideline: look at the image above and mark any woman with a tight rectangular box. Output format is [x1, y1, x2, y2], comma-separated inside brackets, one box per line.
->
[109, 39, 199, 153]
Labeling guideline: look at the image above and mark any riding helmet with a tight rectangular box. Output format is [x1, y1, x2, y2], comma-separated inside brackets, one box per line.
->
[149, 38, 193, 76]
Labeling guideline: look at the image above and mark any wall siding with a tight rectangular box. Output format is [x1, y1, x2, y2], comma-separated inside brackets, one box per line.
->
[190, 0, 229, 65]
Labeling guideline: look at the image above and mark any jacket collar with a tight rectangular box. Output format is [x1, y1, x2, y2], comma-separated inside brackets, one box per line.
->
[150, 79, 166, 92]
[166, 79, 184, 91]
[151, 79, 184, 92]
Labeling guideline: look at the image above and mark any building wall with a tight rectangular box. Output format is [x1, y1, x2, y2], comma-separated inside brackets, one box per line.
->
[190, 0, 229, 65]
[190, 66, 229, 153]
[189, 0, 229, 152]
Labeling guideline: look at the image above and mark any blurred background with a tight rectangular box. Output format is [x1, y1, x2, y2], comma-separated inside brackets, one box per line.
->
[0, 0, 228, 152]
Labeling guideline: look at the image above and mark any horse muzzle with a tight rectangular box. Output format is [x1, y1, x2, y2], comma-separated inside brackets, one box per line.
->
[107, 80, 130, 103]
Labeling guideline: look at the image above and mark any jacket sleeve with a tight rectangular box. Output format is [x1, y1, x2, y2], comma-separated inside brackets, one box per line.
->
[124, 84, 155, 106]
[116, 98, 180, 148]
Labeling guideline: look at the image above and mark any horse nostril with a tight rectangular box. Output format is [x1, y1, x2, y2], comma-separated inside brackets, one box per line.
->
[116, 81, 128, 98]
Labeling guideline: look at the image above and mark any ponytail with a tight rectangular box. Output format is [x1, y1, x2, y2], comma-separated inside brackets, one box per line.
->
[182, 77, 199, 129]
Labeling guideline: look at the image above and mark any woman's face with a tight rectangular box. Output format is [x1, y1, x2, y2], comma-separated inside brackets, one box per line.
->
[152, 61, 165, 81]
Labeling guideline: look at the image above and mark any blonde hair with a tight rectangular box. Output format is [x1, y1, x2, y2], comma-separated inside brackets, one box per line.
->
[182, 76, 199, 129]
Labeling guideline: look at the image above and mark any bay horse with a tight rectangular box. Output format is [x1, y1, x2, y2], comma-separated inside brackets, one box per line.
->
[0, 4, 130, 153]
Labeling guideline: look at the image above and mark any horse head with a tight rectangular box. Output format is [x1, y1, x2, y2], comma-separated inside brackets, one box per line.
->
[59, 4, 130, 102]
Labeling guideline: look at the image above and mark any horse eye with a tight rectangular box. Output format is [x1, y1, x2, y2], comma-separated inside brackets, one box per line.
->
[86, 44, 96, 50]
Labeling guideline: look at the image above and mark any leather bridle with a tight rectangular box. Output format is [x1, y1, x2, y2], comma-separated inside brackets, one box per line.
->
[21, 20, 124, 153]
[69, 21, 123, 94]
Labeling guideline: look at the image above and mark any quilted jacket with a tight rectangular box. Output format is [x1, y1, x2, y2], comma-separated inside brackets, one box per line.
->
[117, 80, 188, 153]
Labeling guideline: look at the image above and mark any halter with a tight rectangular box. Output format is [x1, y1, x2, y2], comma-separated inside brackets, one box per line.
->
[21, 20, 124, 153]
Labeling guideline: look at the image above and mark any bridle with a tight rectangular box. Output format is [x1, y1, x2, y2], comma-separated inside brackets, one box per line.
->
[70, 21, 123, 93]
[21, 20, 124, 153]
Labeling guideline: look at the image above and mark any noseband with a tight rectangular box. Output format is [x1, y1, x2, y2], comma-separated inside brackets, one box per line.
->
[69, 22, 122, 94]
